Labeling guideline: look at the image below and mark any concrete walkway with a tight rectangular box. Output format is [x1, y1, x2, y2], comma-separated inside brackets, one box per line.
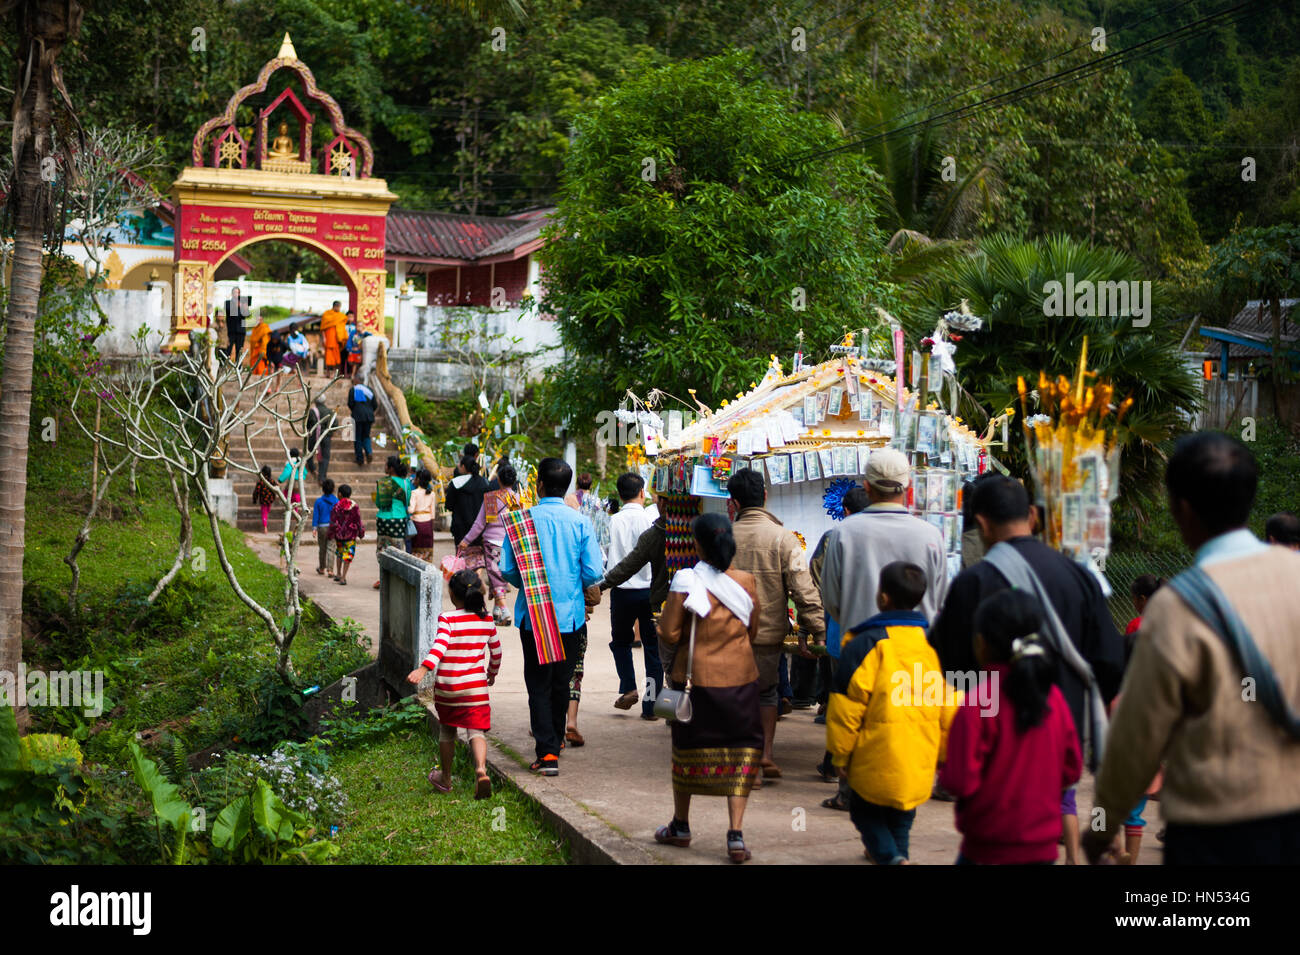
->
[245, 528, 1163, 866]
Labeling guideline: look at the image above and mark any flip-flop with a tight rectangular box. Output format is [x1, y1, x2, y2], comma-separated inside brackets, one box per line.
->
[428, 771, 452, 794]
[474, 774, 492, 800]
[821, 794, 849, 811]
[761, 760, 782, 778]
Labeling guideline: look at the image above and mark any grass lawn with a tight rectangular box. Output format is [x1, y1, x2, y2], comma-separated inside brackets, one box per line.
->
[22, 419, 370, 763]
[330, 730, 567, 864]
[18, 407, 569, 865]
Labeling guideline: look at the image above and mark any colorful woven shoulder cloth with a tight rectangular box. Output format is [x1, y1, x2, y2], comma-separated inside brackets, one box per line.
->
[657, 493, 703, 575]
[501, 508, 565, 664]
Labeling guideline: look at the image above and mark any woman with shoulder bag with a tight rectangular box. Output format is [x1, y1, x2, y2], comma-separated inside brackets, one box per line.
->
[460, 463, 521, 626]
[653, 512, 762, 864]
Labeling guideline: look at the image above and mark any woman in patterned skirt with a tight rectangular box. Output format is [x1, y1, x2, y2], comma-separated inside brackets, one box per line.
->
[654, 512, 762, 863]
[372, 455, 410, 589]
[408, 467, 437, 562]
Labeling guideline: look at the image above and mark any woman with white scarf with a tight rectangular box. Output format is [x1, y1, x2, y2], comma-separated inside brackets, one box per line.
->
[653, 513, 763, 864]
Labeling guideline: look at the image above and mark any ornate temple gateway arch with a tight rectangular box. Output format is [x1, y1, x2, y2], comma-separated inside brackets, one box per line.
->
[167, 34, 396, 351]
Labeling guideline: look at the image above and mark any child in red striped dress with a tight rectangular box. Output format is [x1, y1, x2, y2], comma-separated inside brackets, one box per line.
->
[407, 570, 502, 799]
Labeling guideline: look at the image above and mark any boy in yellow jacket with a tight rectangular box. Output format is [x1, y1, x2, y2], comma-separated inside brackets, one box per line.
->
[827, 561, 959, 864]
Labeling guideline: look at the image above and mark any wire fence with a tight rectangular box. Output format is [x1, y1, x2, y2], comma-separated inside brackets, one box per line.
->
[1102, 548, 1193, 632]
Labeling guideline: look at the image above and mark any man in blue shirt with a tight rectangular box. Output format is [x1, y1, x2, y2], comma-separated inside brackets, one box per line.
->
[500, 458, 604, 775]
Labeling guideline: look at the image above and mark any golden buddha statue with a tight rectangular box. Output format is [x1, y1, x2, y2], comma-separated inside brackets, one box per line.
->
[269, 122, 296, 159]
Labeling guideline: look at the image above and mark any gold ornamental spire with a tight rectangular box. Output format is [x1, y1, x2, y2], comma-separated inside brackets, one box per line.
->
[277, 32, 297, 61]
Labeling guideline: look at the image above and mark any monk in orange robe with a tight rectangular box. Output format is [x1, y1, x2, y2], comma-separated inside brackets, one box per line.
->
[246, 317, 271, 375]
[319, 301, 347, 375]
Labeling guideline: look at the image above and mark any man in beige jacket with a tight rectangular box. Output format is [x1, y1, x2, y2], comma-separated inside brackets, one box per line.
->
[1087, 432, 1300, 865]
[727, 469, 826, 779]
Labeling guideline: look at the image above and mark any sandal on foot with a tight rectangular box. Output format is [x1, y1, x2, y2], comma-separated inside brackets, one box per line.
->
[761, 760, 782, 778]
[565, 727, 585, 747]
[821, 794, 849, 811]
[474, 773, 492, 800]
[654, 819, 691, 848]
[428, 770, 452, 794]
[726, 830, 751, 864]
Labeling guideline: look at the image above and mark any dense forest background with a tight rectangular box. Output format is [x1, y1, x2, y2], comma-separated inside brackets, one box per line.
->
[8, 0, 1294, 286]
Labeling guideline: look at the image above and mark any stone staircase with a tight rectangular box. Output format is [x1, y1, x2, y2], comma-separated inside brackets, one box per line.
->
[221, 372, 402, 533]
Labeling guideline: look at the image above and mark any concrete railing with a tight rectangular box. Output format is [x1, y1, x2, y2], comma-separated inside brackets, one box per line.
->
[365, 336, 439, 476]
[376, 547, 444, 696]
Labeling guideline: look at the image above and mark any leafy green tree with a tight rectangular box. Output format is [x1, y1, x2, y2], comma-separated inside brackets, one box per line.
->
[413, 0, 663, 214]
[1140, 69, 1212, 145]
[539, 53, 899, 420]
[914, 234, 1203, 503]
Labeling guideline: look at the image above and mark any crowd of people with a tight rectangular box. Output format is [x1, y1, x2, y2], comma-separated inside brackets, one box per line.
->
[220, 292, 368, 377]
[400, 430, 1300, 868]
[245, 361, 1298, 868]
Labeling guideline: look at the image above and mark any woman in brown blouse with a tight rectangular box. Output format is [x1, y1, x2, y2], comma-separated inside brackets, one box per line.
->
[654, 512, 762, 863]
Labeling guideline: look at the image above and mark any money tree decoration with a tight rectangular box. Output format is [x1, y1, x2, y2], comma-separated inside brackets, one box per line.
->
[1017, 336, 1133, 563]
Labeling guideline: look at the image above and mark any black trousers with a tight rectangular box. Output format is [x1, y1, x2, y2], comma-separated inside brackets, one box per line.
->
[1164, 809, 1300, 865]
[520, 627, 579, 760]
[609, 587, 664, 716]
[791, 653, 820, 704]
[353, 419, 373, 462]
[226, 332, 244, 360]
[317, 438, 331, 482]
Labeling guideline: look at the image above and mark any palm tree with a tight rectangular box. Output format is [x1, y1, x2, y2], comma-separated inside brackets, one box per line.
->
[911, 234, 1203, 503]
[0, 0, 85, 729]
[852, 91, 1001, 322]
[855, 89, 1003, 243]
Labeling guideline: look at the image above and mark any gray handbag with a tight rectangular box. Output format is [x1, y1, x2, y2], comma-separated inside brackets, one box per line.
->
[654, 614, 696, 723]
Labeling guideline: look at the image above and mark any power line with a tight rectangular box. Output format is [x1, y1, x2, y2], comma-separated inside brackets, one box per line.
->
[780, 0, 1262, 168]
[843, 0, 1208, 146]
[912, 1, 1262, 145]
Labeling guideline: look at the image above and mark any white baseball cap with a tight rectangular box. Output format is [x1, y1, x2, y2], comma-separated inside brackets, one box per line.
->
[865, 448, 910, 492]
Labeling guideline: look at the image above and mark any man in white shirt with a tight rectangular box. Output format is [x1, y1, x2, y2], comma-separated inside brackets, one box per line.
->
[605, 472, 664, 719]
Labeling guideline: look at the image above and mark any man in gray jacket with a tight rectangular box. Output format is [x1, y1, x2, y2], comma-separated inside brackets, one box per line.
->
[821, 448, 949, 632]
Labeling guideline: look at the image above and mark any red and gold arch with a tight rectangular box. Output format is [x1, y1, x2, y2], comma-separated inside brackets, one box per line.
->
[166, 34, 396, 351]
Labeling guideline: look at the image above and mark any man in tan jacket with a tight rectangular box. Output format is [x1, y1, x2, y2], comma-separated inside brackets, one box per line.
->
[1087, 432, 1300, 865]
[727, 469, 826, 778]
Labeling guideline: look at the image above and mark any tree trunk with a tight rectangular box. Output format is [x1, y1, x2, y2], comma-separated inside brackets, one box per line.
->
[0, 148, 46, 731]
[64, 450, 130, 614]
[137, 464, 192, 616]
[1, 0, 85, 730]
